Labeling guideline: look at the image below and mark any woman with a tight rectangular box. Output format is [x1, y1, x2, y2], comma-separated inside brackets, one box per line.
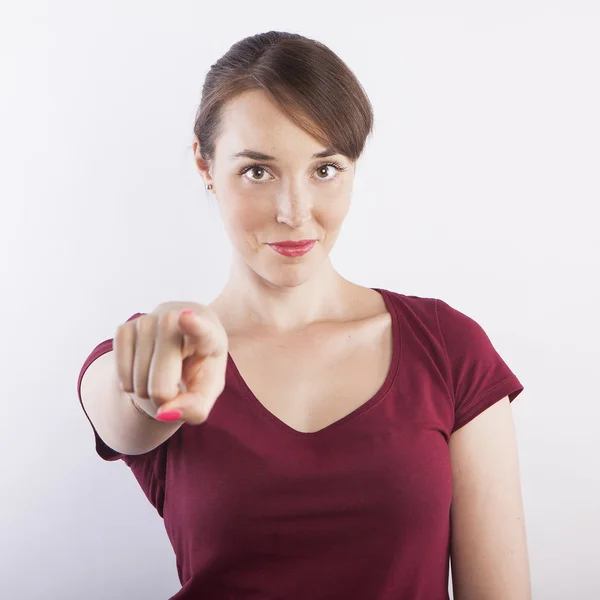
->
[78, 31, 531, 599]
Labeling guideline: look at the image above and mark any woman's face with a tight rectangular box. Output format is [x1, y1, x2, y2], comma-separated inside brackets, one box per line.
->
[194, 89, 356, 288]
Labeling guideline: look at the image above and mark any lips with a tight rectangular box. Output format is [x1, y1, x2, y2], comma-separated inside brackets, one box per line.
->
[268, 240, 316, 257]
[268, 240, 315, 248]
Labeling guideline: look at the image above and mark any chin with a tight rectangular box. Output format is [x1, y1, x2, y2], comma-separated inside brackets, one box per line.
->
[256, 262, 317, 289]
[241, 244, 328, 289]
[266, 270, 314, 289]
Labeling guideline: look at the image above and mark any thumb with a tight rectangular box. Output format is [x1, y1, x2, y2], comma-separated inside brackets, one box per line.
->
[154, 393, 209, 425]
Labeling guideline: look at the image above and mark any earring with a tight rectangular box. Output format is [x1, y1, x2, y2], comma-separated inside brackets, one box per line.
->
[206, 183, 213, 191]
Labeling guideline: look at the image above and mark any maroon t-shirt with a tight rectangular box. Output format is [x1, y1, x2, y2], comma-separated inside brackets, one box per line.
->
[77, 289, 524, 599]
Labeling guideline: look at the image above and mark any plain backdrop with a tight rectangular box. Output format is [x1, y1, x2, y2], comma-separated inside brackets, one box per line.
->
[1, 1, 598, 598]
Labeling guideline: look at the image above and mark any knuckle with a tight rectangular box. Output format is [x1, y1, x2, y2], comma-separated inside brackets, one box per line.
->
[120, 381, 134, 393]
[153, 301, 206, 317]
[113, 324, 127, 347]
[134, 381, 149, 399]
[135, 313, 154, 331]
[148, 383, 176, 403]
[157, 310, 179, 336]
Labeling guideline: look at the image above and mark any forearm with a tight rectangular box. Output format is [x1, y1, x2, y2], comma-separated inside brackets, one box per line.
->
[80, 350, 183, 455]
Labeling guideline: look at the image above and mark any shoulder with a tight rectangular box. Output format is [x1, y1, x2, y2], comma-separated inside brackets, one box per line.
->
[380, 288, 517, 379]
[377, 288, 439, 321]
[379, 289, 489, 343]
[377, 288, 449, 348]
[380, 288, 472, 319]
[380, 287, 523, 390]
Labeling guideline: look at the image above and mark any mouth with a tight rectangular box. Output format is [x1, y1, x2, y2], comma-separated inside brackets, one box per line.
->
[267, 240, 316, 257]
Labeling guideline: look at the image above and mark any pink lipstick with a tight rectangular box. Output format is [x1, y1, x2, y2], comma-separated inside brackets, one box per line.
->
[268, 240, 316, 257]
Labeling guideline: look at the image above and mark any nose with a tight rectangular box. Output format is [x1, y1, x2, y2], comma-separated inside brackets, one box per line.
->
[276, 190, 312, 228]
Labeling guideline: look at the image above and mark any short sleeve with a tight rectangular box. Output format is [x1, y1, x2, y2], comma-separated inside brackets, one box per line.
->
[76, 312, 168, 516]
[435, 299, 524, 433]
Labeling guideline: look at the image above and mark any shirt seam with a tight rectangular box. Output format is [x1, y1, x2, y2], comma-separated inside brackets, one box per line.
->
[434, 298, 456, 405]
[454, 373, 517, 417]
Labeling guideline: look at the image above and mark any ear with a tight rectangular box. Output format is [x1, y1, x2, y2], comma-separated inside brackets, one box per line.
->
[193, 137, 212, 186]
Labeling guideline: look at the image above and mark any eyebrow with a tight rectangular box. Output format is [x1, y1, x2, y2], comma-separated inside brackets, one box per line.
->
[231, 148, 339, 161]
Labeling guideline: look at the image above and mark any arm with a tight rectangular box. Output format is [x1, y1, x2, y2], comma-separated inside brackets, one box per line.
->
[449, 396, 531, 600]
[79, 302, 199, 456]
[80, 348, 184, 455]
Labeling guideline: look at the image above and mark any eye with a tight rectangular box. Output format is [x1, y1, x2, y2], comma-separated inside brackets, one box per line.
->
[240, 165, 273, 183]
[315, 163, 342, 180]
[238, 161, 347, 185]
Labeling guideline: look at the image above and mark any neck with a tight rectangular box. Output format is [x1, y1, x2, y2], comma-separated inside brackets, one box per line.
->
[211, 255, 356, 335]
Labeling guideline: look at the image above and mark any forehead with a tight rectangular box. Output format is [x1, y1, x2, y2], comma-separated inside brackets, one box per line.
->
[217, 90, 326, 155]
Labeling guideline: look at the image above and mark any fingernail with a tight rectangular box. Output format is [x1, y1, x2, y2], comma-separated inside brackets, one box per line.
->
[155, 409, 183, 422]
[180, 310, 194, 317]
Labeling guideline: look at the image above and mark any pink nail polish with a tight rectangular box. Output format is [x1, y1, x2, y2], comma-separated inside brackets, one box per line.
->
[155, 409, 183, 422]
[181, 310, 194, 316]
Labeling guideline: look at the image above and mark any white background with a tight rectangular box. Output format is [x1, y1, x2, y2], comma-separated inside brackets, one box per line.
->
[1, 1, 598, 598]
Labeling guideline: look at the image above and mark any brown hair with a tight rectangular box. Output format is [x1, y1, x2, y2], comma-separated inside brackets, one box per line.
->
[193, 31, 374, 168]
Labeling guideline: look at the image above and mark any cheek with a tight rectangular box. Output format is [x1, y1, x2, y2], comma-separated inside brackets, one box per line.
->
[318, 195, 351, 230]
[316, 178, 352, 222]
[234, 203, 268, 233]
[220, 196, 268, 247]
